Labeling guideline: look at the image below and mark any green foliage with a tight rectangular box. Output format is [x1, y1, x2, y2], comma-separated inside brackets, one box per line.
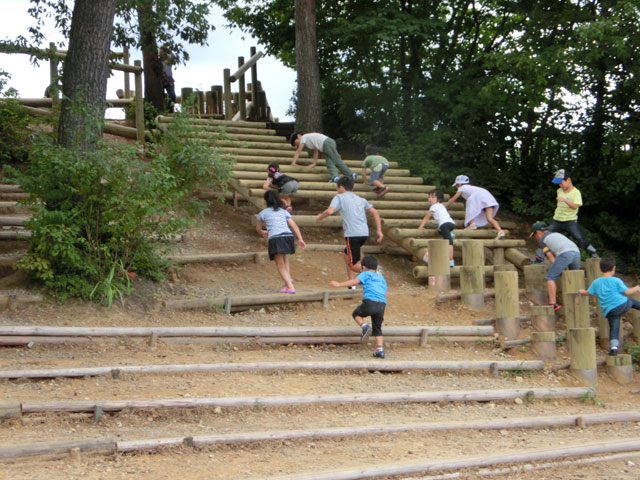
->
[631, 344, 640, 371]
[4, 109, 231, 304]
[0, 73, 37, 165]
[123, 99, 161, 129]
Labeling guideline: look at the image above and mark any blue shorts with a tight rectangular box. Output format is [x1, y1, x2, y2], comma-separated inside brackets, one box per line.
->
[545, 250, 581, 281]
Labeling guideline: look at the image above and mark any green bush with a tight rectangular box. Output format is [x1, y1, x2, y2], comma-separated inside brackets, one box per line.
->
[0, 72, 36, 165]
[4, 109, 232, 304]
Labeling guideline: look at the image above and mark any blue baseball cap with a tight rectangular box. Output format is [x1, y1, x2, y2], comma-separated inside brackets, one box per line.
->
[552, 169, 569, 184]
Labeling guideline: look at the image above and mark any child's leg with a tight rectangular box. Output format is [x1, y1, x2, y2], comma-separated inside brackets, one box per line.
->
[607, 313, 622, 350]
[353, 314, 364, 328]
[283, 254, 292, 283]
[343, 253, 358, 280]
[546, 279, 558, 305]
[274, 254, 294, 289]
[372, 179, 385, 189]
[280, 195, 291, 207]
[483, 207, 503, 233]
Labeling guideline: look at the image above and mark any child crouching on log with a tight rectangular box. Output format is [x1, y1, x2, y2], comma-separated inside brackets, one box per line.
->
[256, 190, 306, 293]
[263, 161, 298, 212]
[330, 255, 387, 358]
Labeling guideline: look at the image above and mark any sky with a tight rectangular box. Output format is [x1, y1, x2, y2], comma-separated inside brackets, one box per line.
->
[0, 1, 297, 121]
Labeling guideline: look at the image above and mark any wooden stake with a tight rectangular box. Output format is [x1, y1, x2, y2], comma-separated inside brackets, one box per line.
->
[0, 402, 22, 419]
[561, 270, 585, 326]
[531, 331, 556, 361]
[427, 239, 450, 292]
[524, 264, 549, 305]
[568, 327, 597, 385]
[460, 265, 485, 310]
[530, 305, 556, 332]
[461, 240, 485, 266]
[606, 354, 633, 385]
[494, 271, 520, 339]
[419, 329, 429, 347]
[566, 292, 590, 329]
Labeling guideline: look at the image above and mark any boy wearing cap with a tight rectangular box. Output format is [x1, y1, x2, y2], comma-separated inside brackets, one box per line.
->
[530, 221, 581, 311]
[549, 169, 598, 258]
[290, 132, 356, 183]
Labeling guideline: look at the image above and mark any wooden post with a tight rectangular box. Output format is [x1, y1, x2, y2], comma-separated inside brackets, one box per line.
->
[531, 331, 556, 361]
[561, 270, 585, 326]
[461, 240, 484, 266]
[493, 264, 516, 272]
[460, 265, 485, 310]
[0, 402, 22, 419]
[530, 305, 556, 332]
[223, 297, 232, 315]
[566, 292, 590, 329]
[196, 91, 205, 114]
[568, 327, 597, 385]
[257, 90, 267, 121]
[181, 87, 194, 111]
[494, 271, 520, 339]
[419, 329, 429, 347]
[493, 247, 505, 265]
[427, 239, 450, 292]
[123, 45, 131, 98]
[48, 42, 59, 109]
[632, 292, 640, 342]
[322, 291, 329, 309]
[237, 56, 247, 120]
[605, 354, 634, 384]
[524, 264, 549, 305]
[223, 68, 232, 120]
[250, 46, 259, 120]
[133, 60, 144, 144]
[205, 91, 214, 114]
[212, 85, 223, 114]
[585, 258, 610, 348]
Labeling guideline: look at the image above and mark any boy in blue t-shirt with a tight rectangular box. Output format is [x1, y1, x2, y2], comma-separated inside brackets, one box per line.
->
[578, 257, 640, 355]
[330, 255, 387, 358]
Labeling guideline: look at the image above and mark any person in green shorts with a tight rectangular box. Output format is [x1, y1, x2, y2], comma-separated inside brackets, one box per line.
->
[361, 144, 390, 197]
[290, 132, 356, 183]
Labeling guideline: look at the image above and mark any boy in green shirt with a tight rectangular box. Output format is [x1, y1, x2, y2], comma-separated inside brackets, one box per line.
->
[361, 145, 390, 197]
[549, 169, 598, 258]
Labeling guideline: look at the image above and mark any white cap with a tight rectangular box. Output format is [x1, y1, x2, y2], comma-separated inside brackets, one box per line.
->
[452, 175, 469, 186]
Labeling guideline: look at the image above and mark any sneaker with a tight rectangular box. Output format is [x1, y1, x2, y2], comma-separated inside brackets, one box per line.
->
[533, 255, 544, 264]
[330, 176, 340, 183]
[285, 205, 293, 213]
[591, 252, 599, 259]
[360, 324, 371, 342]
[351, 173, 358, 180]
[373, 350, 385, 359]
[465, 222, 477, 230]
[496, 231, 506, 240]
[608, 347, 618, 356]
[377, 186, 390, 197]
[347, 285, 357, 290]
[450, 232, 455, 240]
[549, 303, 562, 311]
[280, 287, 296, 294]
[372, 187, 381, 194]
[449, 259, 455, 267]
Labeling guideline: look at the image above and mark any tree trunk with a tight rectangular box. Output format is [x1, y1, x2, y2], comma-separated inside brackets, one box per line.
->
[137, 1, 165, 112]
[57, 0, 117, 150]
[294, 0, 323, 132]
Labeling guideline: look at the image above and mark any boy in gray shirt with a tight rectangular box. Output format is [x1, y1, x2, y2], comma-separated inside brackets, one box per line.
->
[530, 221, 581, 311]
[317, 176, 383, 282]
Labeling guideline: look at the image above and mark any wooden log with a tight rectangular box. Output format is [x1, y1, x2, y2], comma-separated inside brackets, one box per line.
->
[530, 305, 556, 332]
[632, 292, 640, 342]
[461, 240, 485, 266]
[238, 179, 434, 194]
[388, 228, 499, 239]
[472, 316, 528, 326]
[162, 335, 495, 345]
[585, 258, 610, 348]
[504, 247, 532, 270]
[0, 360, 542, 381]
[566, 292, 590, 329]
[493, 264, 516, 272]
[524, 264, 549, 305]
[568, 327, 597, 385]
[273, 438, 640, 480]
[19, 387, 592, 414]
[605, 354, 633, 385]
[561, 270, 585, 326]
[133, 61, 144, 143]
[116, 411, 640, 453]
[437, 289, 526, 302]
[0, 438, 116, 459]
[531, 331, 556, 361]
[501, 338, 531, 349]
[413, 265, 495, 279]
[0, 402, 22, 419]
[460, 265, 485, 310]
[223, 68, 233, 120]
[409, 238, 525, 249]
[492, 247, 505, 265]
[427, 239, 450, 292]
[494, 271, 520, 340]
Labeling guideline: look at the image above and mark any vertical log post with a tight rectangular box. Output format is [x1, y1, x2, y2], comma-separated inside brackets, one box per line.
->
[606, 354, 634, 384]
[494, 270, 520, 339]
[181, 87, 194, 113]
[461, 240, 484, 266]
[568, 327, 597, 385]
[196, 91, 205, 115]
[531, 331, 556, 361]
[250, 46, 259, 120]
[585, 258, 610, 349]
[223, 69, 232, 120]
[631, 292, 640, 342]
[561, 270, 585, 326]
[48, 42, 59, 109]
[524, 264, 549, 305]
[212, 85, 223, 115]
[123, 45, 131, 98]
[133, 60, 145, 144]
[427, 239, 450, 292]
[237, 56, 247, 120]
[530, 305, 556, 332]
[460, 265, 485, 310]
[205, 91, 214, 114]
[566, 292, 590, 329]
[493, 247, 505, 265]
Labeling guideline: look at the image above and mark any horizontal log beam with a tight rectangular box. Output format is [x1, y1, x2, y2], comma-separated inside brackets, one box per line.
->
[390, 228, 506, 239]
[408, 238, 525, 248]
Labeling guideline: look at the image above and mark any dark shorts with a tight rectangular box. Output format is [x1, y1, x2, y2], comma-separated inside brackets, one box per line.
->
[353, 299, 385, 336]
[369, 164, 389, 184]
[344, 236, 369, 265]
[268, 234, 295, 260]
[545, 250, 581, 281]
[280, 180, 298, 196]
[439, 222, 455, 245]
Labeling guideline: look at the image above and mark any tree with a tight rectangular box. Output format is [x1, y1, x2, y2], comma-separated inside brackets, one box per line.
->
[294, 0, 322, 131]
[57, 0, 117, 150]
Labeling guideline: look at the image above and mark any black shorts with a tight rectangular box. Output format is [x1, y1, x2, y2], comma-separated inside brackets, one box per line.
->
[439, 222, 455, 245]
[352, 299, 385, 336]
[344, 236, 369, 266]
[268, 234, 295, 260]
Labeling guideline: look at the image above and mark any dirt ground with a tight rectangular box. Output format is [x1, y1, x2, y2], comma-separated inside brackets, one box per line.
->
[1, 199, 639, 480]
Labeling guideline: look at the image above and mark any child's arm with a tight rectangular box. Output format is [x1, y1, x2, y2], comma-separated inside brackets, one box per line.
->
[255, 221, 268, 239]
[361, 166, 368, 184]
[316, 206, 336, 221]
[556, 196, 580, 209]
[578, 289, 592, 296]
[418, 211, 433, 230]
[367, 207, 384, 243]
[291, 143, 305, 166]
[287, 218, 306, 250]
[309, 149, 319, 168]
[330, 278, 361, 288]
[624, 285, 640, 296]
[444, 190, 462, 208]
[262, 178, 274, 190]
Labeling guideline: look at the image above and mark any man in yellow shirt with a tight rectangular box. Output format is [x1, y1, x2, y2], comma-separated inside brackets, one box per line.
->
[549, 169, 598, 258]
